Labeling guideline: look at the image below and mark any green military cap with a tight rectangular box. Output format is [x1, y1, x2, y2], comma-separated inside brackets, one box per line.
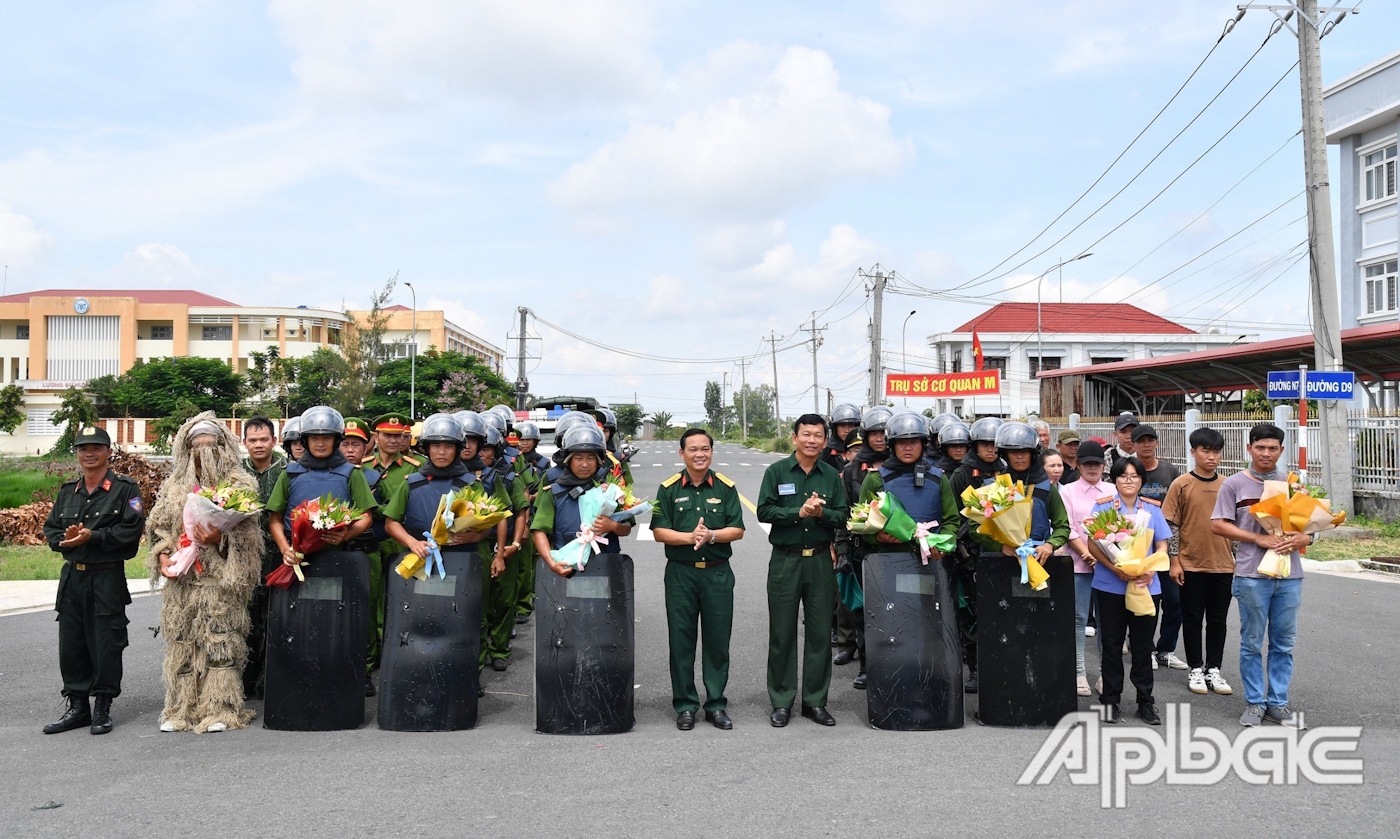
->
[373, 413, 412, 434]
[1057, 429, 1081, 444]
[343, 417, 372, 441]
[72, 424, 111, 447]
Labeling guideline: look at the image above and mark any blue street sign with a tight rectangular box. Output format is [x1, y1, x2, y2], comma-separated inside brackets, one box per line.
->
[1266, 370, 1356, 400]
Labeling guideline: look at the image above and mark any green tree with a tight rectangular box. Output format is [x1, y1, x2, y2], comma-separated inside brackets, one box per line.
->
[613, 403, 644, 437]
[0, 384, 24, 434]
[704, 381, 725, 429]
[48, 386, 101, 456]
[107, 357, 245, 417]
[362, 350, 513, 419]
[287, 348, 353, 415]
[650, 410, 675, 440]
[151, 398, 203, 454]
[241, 347, 299, 417]
[732, 383, 776, 438]
[87, 374, 121, 416]
[337, 275, 396, 415]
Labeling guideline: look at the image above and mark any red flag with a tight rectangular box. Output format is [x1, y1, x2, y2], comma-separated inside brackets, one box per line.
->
[972, 329, 984, 371]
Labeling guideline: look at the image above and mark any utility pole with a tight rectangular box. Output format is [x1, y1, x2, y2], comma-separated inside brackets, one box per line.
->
[738, 357, 750, 440]
[765, 331, 781, 427]
[860, 265, 888, 408]
[721, 372, 729, 436]
[514, 307, 530, 411]
[803, 312, 827, 414]
[1239, 1, 1357, 509]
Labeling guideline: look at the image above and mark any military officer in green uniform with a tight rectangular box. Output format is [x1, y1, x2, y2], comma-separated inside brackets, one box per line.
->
[41, 426, 145, 735]
[651, 428, 745, 731]
[342, 417, 386, 687]
[511, 421, 551, 623]
[240, 416, 285, 699]
[756, 413, 848, 728]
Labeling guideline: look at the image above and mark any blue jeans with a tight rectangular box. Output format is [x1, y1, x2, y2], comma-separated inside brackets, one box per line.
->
[1232, 576, 1302, 707]
[1074, 572, 1094, 676]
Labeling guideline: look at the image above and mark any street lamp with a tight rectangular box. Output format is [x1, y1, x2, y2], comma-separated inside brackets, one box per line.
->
[404, 281, 418, 421]
[1036, 253, 1093, 377]
[901, 310, 917, 406]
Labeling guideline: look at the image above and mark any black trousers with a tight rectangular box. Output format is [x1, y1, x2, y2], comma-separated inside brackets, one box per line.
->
[1096, 589, 1160, 707]
[243, 584, 270, 699]
[56, 564, 130, 699]
[1180, 570, 1233, 670]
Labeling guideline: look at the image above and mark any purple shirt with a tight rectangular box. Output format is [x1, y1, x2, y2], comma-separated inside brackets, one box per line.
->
[1088, 494, 1169, 596]
[1211, 469, 1303, 579]
[1061, 476, 1112, 574]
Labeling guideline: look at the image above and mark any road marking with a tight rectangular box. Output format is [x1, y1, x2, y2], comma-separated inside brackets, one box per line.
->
[740, 463, 751, 466]
[634, 526, 654, 541]
[738, 492, 772, 534]
[718, 462, 729, 466]
[652, 463, 662, 467]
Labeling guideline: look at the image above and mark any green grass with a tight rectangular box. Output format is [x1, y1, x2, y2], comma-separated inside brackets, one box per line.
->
[747, 437, 793, 453]
[0, 470, 65, 508]
[0, 544, 148, 580]
[1346, 513, 1400, 539]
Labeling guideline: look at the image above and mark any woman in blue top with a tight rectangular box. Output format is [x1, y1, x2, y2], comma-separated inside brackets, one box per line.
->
[1086, 456, 1170, 726]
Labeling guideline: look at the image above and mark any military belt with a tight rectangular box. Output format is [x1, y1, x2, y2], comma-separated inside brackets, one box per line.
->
[776, 543, 831, 558]
[68, 560, 124, 571]
[670, 557, 729, 569]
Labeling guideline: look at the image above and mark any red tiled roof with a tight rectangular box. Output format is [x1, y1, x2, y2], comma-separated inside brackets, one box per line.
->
[953, 303, 1194, 335]
[0, 289, 236, 306]
[382, 304, 412, 312]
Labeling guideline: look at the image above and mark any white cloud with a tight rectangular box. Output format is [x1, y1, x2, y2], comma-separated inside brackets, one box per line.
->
[0, 202, 54, 271]
[1001, 270, 1171, 312]
[269, 0, 662, 110]
[549, 47, 912, 222]
[108, 242, 223, 287]
[696, 219, 786, 269]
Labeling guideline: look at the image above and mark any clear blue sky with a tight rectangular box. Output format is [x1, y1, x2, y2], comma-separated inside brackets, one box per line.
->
[1, 1, 1394, 420]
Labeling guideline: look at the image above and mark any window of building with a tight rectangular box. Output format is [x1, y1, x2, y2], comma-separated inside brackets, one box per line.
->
[950, 350, 962, 373]
[202, 325, 232, 341]
[1091, 357, 1124, 365]
[1364, 260, 1398, 315]
[15, 324, 28, 340]
[1028, 356, 1061, 377]
[1364, 144, 1397, 203]
[151, 325, 173, 340]
[983, 356, 1008, 376]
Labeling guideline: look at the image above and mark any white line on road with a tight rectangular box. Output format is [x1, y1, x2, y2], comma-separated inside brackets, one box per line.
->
[634, 526, 654, 541]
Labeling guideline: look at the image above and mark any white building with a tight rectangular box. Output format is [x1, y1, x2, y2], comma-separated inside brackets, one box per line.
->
[925, 302, 1254, 417]
[1325, 49, 1400, 331]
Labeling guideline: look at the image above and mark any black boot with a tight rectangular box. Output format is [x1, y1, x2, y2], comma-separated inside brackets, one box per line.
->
[853, 665, 868, 690]
[89, 695, 113, 735]
[964, 669, 979, 694]
[43, 696, 91, 734]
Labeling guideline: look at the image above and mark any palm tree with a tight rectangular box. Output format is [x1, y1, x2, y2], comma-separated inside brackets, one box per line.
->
[650, 410, 674, 440]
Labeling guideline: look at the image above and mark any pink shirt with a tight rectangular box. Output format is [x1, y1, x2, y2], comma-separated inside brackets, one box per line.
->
[1060, 477, 1112, 574]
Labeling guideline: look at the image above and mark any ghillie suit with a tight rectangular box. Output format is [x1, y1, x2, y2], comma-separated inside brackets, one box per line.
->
[145, 413, 263, 732]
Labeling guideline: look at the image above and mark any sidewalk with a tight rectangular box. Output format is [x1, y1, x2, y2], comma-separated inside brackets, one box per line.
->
[0, 578, 156, 616]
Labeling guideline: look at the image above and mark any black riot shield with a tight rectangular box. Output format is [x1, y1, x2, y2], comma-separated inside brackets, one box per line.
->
[378, 547, 484, 732]
[264, 550, 370, 731]
[863, 551, 964, 731]
[975, 553, 1077, 727]
[535, 553, 635, 735]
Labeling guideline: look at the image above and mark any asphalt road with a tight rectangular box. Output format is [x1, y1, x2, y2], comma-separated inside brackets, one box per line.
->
[3, 442, 1397, 837]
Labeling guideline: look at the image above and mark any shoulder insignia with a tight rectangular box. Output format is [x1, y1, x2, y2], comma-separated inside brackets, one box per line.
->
[714, 472, 735, 488]
[661, 472, 682, 488]
[1142, 497, 1162, 506]
[403, 455, 422, 465]
[101, 479, 111, 492]
[129, 496, 143, 514]
[1096, 496, 1113, 504]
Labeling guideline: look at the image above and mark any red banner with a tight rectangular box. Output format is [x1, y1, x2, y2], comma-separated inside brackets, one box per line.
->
[885, 371, 1001, 398]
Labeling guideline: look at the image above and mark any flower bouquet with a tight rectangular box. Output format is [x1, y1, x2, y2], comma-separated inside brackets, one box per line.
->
[267, 494, 362, 589]
[1096, 511, 1170, 616]
[552, 484, 628, 571]
[397, 484, 511, 581]
[167, 482, 264, 577]
[959, 474, 1048, 589]
[1084, 508, 1136, 548]
[600, 465, 652, 521]
[847, 492, 917, 541]
[1249, 472, 1347, 578]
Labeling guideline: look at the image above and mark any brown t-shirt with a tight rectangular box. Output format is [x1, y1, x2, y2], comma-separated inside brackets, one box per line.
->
[1162, 471, 1235, 573]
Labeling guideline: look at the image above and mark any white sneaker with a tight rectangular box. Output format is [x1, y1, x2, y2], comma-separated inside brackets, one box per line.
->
[1159, 652, 1189, 670]
[159, 720, 178, 732]
[1205, 668, 1233, 695]
[1151, 652, 1158, 670]
[1084, 625, 1096, 637]
[1187, 668, 1207, 694]
[206, 722, 227, 733]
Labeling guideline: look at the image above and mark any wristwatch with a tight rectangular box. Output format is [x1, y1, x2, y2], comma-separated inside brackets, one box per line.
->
[709, 531, 717, 545]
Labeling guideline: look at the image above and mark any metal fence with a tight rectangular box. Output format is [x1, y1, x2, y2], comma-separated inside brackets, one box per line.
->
[1051, 412, 1400, 497]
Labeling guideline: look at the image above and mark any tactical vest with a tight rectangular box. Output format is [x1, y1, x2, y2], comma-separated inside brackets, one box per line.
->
[1029, 479, 1052, 542]
[879, 464, 944, 526]
[284, 461, 355, 531]
[549, 482, 621, 553]
[402, 472, 477, 535]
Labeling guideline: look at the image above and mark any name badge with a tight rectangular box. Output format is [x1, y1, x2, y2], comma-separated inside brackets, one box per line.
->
[778, 483, 797, 496]
[675, 496, 690, 502]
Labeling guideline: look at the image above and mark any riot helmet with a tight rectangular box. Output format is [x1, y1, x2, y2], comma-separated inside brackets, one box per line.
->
[994, 421, 1040, 453]
[418, 413, 464, 445]
[830, 403, 862, 426]
[561, 424, 607, 455]
[454, 410, 488, 442]
[516, 421, 542, 442]
[969, 416, 1004, 444]
[300, 406, 345, 438]
[553, 412, 596, 447]
[937, 422, 972, 448]
[281, 416, 303, 444]
[885, 411, 928, 442]
[592, 407, 618, 430]
[861, 406, 894, 435]
[483, 425, 504, 449]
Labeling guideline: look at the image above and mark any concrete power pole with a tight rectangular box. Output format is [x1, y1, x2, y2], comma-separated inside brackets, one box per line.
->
[862, 266, 888, 408]
[738, 357, 750, 440]
[1240, 1, 1357, 510]
[803, 313, 827, 414]
[765, 331, 781, 427]
[514, 306, 530, 411]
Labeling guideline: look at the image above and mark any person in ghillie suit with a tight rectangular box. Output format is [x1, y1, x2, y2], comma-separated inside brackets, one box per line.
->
[146, 413, 263, 733]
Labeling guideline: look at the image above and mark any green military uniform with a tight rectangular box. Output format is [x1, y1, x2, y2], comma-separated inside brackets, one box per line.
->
[364, 414, 421, 672]
[241, 450, 286, 698]
[510, 451, 547, 619]
[651, 468, 745, 714]
[856, 469, 961, 542]
[264, 468, 379, 523]
[42, 446, 145, 703]
[479, 466, 526, 665]
[756, 454, 848, 711]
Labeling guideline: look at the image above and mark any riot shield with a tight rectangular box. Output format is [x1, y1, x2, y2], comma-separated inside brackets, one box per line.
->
[975, 554, 1077, 727]
[535, 553, 635, 735]
[378, 547, 484, 731]
[863, 551, 963, 731]
[264, 550, 370, 731]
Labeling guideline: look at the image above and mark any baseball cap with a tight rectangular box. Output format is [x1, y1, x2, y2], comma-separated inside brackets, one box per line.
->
[1114, 413, 1140, 431]
[1131, 424, 1159, 441]
[1057, 429, 1081, 444]
[1077, 440, 1106, 464]
[73, 425, 112, 447]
